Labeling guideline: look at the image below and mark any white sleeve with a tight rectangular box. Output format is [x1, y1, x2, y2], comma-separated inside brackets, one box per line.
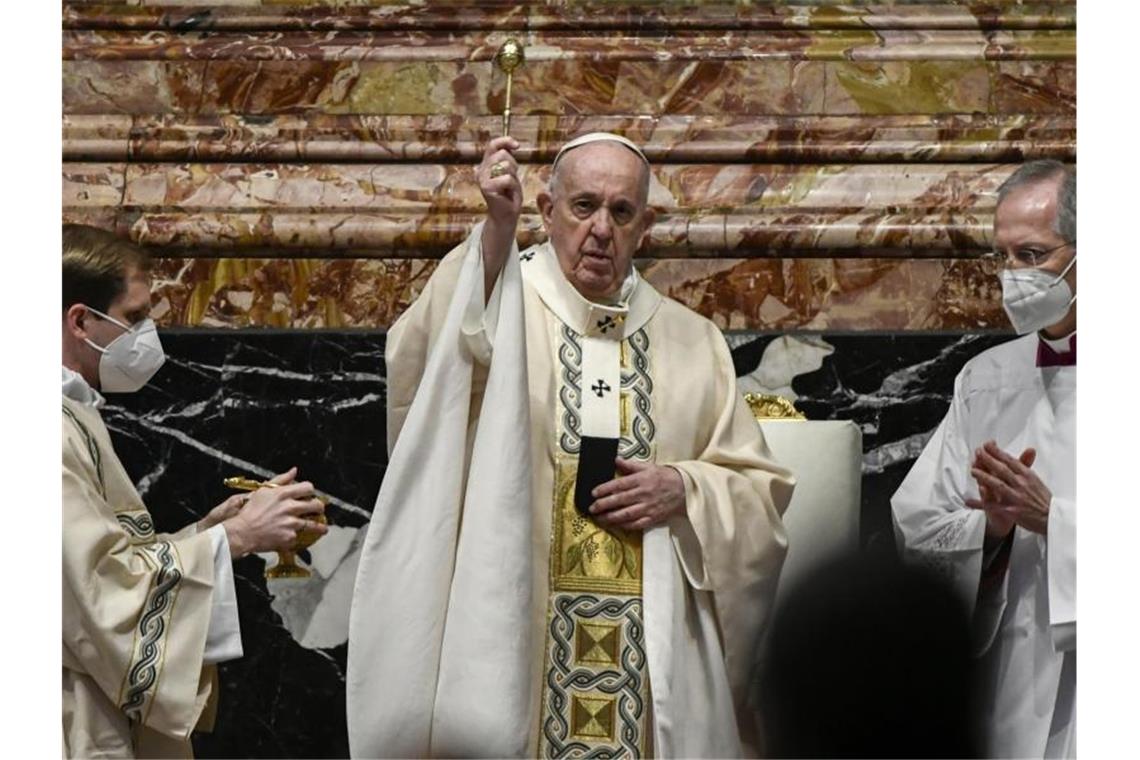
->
[1047, 495, 1077, 651]
[459, 222, 516, 365]
[203, 524, 243, 664]
[890, 374, 990, 614]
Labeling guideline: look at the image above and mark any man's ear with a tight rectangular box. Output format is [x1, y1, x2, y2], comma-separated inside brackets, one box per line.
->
[637, 207, 657, 252]
[64, 303, 89, 340]
[536, 190, 554, 228]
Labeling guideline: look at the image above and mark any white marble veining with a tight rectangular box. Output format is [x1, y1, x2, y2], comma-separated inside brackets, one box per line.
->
[105, 404, 373, 519]
[878, 336, 980, 397]
[738, 335, 835, 400]
[862, 428, 937, 475]
[262, 525, 362, 651]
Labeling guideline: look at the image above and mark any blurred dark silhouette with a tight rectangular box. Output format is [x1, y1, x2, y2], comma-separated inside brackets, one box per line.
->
[757, 551, 981, 758]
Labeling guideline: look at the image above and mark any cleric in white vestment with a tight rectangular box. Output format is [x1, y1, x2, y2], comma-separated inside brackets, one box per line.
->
[892, 160, 1076, 758]
[61, 225, 326, 758]
[347, 133, 795, 757]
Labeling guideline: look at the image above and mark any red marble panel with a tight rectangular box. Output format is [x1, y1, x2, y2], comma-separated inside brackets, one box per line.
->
[58, 1, 1072, 336]
[642, 257, 1006, 331]
[148, 257, 435, 329]
[63, 58, 1076, 116]
[143, 255, 1007, 331]
[825, 60, 993, 115]
[62, 60, 206, 114]
[63, 162, 126, 207]
[992, 60, 1077, 114]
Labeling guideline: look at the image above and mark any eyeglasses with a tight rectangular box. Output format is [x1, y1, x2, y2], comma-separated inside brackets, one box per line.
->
[979, 240, 1074, 276]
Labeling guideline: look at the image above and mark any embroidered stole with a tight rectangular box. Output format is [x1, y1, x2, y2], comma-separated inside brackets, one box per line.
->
[524, 247, 659, 758]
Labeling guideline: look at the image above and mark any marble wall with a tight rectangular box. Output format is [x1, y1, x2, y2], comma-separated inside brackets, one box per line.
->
[62, 1, 1074, 757]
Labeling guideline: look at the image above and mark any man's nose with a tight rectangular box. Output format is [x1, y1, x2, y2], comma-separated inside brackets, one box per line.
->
[590, 208, 613, 240]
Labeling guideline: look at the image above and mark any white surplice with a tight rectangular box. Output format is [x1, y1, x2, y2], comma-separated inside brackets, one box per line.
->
[347, 228, 794, 758]
[891, 334, 1076, 758]
[62, 369, 242, 758]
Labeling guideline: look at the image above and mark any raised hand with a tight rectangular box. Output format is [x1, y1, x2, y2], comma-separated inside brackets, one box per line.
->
[478, 135, 523, 296]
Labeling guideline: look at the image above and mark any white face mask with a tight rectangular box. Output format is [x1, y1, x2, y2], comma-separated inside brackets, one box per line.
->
[82, 306, 166, 392]
[999, 254, 1076, 335]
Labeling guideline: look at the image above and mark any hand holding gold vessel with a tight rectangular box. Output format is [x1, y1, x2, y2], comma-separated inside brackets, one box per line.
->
[222, 469, 329, 579]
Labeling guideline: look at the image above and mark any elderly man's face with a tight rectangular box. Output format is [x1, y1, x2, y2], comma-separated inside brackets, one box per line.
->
[992, 174, 1075, 337]
[537, 143, 655, 301]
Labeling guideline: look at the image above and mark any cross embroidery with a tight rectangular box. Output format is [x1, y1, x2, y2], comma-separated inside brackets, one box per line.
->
[591, 379, 612, 398]
[520, 251, 535, 262]
[596, 316, 616, 334]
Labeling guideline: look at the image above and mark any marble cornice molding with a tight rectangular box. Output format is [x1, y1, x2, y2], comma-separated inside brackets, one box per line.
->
[64, 160, 1035, 254]
[62, 58, 1075, 117]
[64, 3, 1076, 33]
[63, 28, 1074, 63]
[63, 113, 1075, 164]
[61, 209, 998, 257]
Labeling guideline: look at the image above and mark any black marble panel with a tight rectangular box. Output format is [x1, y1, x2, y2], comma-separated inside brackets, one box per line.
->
[728, 332, 1014, 552]
[98, 328, 1012, 759]
[102, 331, 387, 759]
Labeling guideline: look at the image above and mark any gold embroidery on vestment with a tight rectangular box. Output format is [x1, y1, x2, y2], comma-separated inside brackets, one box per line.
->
[539, 326, 652, 758]
[551, 456, 642, 596]
[576, 622, 622, 666]
[571, 696, 616, 741]
[620, 391, 632, 437]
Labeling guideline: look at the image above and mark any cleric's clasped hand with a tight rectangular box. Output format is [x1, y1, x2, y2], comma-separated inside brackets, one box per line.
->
[589, 457, 687, 531]
[965, 440, 1052, 537]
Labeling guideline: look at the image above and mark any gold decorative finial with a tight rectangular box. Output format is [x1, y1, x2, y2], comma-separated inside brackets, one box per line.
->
[224, 475, 272, 491]
[744, 393, 807, 421]
[495, 38, 525, 136]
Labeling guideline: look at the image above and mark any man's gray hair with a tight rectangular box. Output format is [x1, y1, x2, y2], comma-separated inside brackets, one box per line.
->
[996, 159, 1076, 242]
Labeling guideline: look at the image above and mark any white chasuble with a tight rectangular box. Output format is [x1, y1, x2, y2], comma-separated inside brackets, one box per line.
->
[347, 224, 535, 758]
[349, 229, 794, 758]
[62, 395, 220, 759]
[891, 334, 1076, 758]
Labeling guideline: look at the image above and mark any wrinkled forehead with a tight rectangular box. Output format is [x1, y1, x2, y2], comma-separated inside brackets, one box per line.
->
[552, 134, 648, 172]
[994, 179, 1062, 239]
[552, 142, 649, 199]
